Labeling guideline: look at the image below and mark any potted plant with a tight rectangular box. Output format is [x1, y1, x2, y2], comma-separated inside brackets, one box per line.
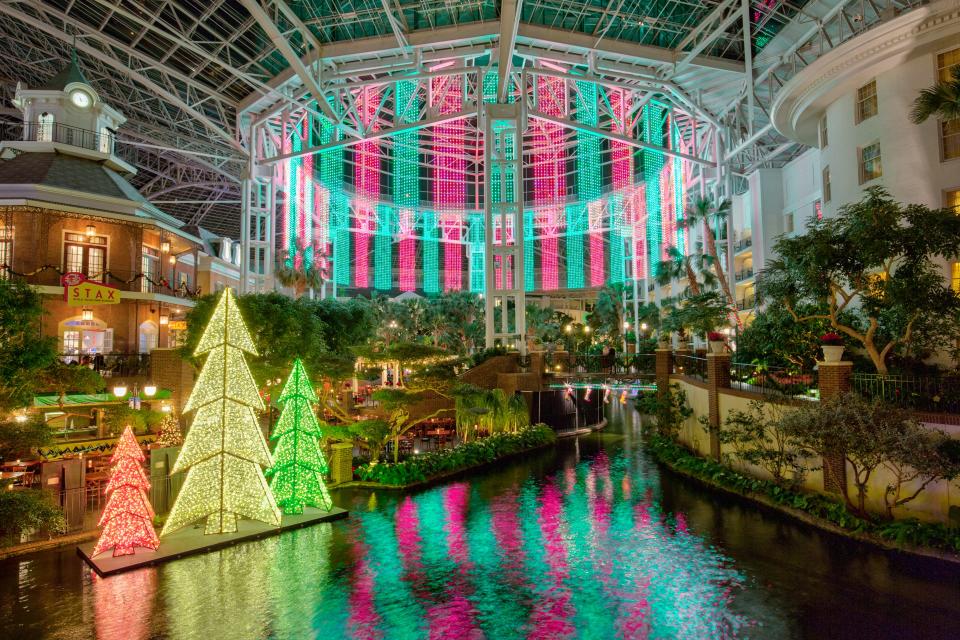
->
[707, 331, 727, 354]
[820, 332, 845, 362]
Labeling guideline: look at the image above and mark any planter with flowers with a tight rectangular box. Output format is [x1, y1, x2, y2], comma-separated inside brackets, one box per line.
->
[707, 331, 727, 354]
[820, 333, 845, 362]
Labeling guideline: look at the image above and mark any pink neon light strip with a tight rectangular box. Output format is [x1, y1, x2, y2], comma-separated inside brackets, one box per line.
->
[533, 75, 566, 291]
[432, 75, 465, 291]
[609, 89, 635, 284]
[280, 126, 290, 266]
[660, 116, 676, 262]
[296, 119, 310, 272]
[354, 86, 381, 289]
[399, 209, 416, 291]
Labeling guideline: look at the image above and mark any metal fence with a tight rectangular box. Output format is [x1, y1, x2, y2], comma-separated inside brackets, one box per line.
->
[852, 373, 960, 415]
[730, 362, 818, 398]
[0, 121, 137, 165]
[59, 352, 151, 378]
[674, 354, 707, 381]
[569, 352, 656, 375]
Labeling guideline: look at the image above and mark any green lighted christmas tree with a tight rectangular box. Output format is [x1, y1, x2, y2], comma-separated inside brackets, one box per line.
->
[267, 359, 333, 514]
[162, 288, 280, 536]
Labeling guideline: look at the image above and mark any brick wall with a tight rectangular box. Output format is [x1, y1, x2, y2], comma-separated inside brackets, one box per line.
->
[150, 348, 194, 415]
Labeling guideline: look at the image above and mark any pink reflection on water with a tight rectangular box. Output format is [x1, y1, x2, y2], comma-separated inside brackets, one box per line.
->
[426, 483, 482, 640]
[491, 490, 527, 587]
[348, 540, 384, 640]
[395, 496, 423, 583]
[527, 481, 575, 639]
[93, 568, 156, 640]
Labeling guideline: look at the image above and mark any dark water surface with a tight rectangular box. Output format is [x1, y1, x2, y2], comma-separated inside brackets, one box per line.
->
[1, 407, 958, 640]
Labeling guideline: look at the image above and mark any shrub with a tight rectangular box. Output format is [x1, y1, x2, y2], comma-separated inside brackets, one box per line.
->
[0, 489, 66, 545]
[634, 384, 692, 438]
[718, 400, 809, 487]
[356, 424, 555, 486]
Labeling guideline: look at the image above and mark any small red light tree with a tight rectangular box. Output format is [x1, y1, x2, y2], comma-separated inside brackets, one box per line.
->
[93, 426, 159, 557]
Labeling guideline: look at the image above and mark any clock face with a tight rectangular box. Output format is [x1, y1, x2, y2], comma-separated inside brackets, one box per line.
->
[70, 90, 91, 108]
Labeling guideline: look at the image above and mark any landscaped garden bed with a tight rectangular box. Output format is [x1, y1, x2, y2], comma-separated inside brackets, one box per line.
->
[353, 424, 556, 488]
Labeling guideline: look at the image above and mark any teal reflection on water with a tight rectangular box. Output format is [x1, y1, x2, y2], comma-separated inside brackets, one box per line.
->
[93, 448, 750, 640]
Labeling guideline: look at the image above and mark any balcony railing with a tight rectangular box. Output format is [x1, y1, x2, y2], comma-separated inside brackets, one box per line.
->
[852, 373, 960, 415]
[736, 296, 756, 310]
[60, 352, 151, 378]
[735, 268, 754, 282]
[0, 121, 136, 166]
[3, 265, 199, 299]
[734, 237, 753, 252]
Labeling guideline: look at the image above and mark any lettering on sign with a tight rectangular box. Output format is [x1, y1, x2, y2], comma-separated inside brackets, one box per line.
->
[61, 272, 121, 307]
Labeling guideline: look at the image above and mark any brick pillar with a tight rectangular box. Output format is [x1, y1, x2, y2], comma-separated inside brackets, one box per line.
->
[150, 348, 194, 416]
[330, 442, 354, 485]
[818, 361, 853, 494]
[706, 352, 731, 461]
[655, 348, 673, 401]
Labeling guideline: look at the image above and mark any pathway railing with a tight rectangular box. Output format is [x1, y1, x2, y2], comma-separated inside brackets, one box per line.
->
[730, 362, 818, 398]
[674, 355, 707, 381]
[851, 373, 960, 415]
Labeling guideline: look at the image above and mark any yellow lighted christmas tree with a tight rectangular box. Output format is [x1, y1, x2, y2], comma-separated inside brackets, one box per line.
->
[162, 288, 280, 536]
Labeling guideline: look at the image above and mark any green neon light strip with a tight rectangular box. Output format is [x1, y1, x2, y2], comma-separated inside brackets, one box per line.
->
[643, 105, 665, 277]
[423, 210, 439, 294]
[524, 209, 535, 291]
[469, 212, 485, 292]
[319, 102, 349, 286]
[374, 204, 393, 290]
[570, 81, 600, 290]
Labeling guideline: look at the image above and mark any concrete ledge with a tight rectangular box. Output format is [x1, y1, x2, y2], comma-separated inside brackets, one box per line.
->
[77, 507, 348, 576]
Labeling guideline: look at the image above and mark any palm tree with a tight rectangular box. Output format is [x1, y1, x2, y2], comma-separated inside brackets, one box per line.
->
[681, 196, 740, 326]
[274, 261, 324, 299]
[654, 246, 717, 297]
[910, 66, 960, 124]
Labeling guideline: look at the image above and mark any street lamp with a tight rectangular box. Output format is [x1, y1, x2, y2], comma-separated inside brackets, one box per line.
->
[112, 383, 127, 398]
[143, 383, 157, 398]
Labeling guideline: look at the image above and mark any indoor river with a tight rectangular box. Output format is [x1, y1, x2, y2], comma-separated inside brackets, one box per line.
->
[1, 407, 959, 640]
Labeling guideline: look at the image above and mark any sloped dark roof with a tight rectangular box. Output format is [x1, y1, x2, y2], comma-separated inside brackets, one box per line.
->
[0, 152, 133, 201]
[37, 55, 89, 91]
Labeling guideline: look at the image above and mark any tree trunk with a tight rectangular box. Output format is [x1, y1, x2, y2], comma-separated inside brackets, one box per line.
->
[704, 220, 739, 326]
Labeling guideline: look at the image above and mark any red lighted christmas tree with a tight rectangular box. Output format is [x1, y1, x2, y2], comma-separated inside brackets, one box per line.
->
[93, 426, 160, 557]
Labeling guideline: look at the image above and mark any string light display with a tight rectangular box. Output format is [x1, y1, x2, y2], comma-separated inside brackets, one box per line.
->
[672, 120, 686, 255]
[423, 209, 440, 294]
[660, 137, 676, 259]
[533, 74, 566, 290]
[432, 74, 466, 291]
[155, 415, 183, 448]
[610, 88, 634, 284]
[93, 426, 159, 557]
[524, 209, 535, 291]
[267, 359, 333, 514]
[643, 104, 665, 277]
[395, 80, 420, 291]
[318, 101, 350, 287]
[354, 86, 381, 289]
[162, 288, 280, 536]
[574, 80, 600, 289]
[301, 117, 315, 272]
[375, 204, 393, 291]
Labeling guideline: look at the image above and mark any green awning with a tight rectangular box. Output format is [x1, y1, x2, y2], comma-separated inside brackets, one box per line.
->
[33, 389, 173, 407]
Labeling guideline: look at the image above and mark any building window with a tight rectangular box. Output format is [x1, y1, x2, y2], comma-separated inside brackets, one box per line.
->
[937, 47, 960, 83]
[822, 166, 831, 203]
[945, 188, 960, 212]
[38, 113, 54, 142]
[942, 118, 960, 161]
[64, 232, 107, 282]
[62, 330, 81, 354]
[819, 115, 828, 148]
[859, 142, 883, 184]
[0, 226, 12, 279]
[784, 212, 794, 235]
[99, 127, 113, 154]
[952, 262, 960, 293]
[138, 321, 158, 354]
[856, 80, 878, 123]
[814, 200, 823, 220]
[141, 245, 159, 293]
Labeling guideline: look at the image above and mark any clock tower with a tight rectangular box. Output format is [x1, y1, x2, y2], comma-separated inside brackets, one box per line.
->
[10, 51, 128, 168]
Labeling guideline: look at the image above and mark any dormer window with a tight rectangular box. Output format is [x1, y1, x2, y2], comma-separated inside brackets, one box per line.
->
[37, 113, 54, 142]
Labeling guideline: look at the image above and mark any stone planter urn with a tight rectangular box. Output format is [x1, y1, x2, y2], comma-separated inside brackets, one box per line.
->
[709, 340, 727, 354]
[821, 345, 845, 362]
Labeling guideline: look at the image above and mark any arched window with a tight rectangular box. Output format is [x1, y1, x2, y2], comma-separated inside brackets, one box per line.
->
[99, 127, 113, 154]
[37, 113, 54, 142]
[138, 321, 159, 354]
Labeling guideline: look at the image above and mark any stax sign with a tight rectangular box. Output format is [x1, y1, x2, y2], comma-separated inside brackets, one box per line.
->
[62, 272, 121, 307]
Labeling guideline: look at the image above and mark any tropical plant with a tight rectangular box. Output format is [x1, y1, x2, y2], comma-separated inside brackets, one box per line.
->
[0, 279, 58, 413]
[0, 489, 66, 545]
[759, 187, 960, 373]
[654, 245, 717, 297]
[635, 384, 693, 438]
[355, 424, 554, 486]
[735, 303, 831, 369]
[660, 291, 730, 341]
[40, 362, 105, 409]
[681, 196, 738, 320]
[103, 406, 163, 436]
[880, 425, 959, 520]
[910, 66, 960, 124]
[0, 415, 50, 462]
[719, 401, 809, 487]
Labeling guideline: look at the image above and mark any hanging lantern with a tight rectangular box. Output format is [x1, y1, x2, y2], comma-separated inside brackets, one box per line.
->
[81, 308, 93, 321]
[85, 224, 96, 237]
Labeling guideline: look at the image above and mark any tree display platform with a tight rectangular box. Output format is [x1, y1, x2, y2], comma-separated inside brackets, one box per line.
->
[77, 506, 348, 577]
